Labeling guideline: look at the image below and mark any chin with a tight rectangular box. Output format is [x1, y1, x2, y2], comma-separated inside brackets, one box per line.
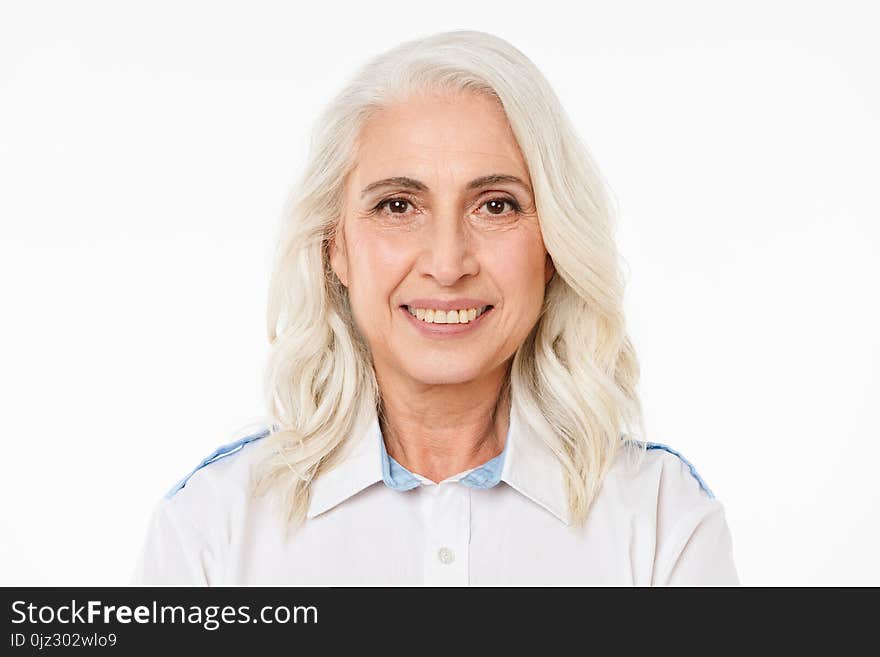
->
[403, 363, 485, 387]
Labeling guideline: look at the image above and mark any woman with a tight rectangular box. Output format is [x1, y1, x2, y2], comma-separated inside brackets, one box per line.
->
[132, 30, 738, 585]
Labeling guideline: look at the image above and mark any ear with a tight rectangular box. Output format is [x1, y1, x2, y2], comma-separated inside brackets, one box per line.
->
[328, 228, 349, 288]
[544, 253, 555, 285]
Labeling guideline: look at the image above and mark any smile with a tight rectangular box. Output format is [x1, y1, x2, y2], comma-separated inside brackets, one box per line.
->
[399, 304, 494, 337]
[405, 305, 490, 324]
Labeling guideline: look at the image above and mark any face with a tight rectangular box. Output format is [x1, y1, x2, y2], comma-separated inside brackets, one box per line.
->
[330, 88, 554, 389]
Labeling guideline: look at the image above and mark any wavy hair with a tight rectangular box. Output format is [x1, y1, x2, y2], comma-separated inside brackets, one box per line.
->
[252, 29, 647, 536]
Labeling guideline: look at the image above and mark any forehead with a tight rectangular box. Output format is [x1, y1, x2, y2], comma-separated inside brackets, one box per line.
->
[351, 89, 530, 185]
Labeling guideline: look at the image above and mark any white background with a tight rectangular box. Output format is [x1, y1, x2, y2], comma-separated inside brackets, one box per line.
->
[1, 0, 877, 586]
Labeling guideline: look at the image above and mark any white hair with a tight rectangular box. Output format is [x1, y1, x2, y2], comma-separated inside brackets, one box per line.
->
[252, 29, 648, 536]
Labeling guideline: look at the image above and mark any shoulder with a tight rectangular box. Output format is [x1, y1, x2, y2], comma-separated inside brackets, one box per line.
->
[165, 427, 273, 500]
[639, 441, 715, 502]
[601, 439, 738, 584]
[602, 438, 721, 527]
[132, 427, 274, 584]
[612, 443, 739, 585]
[159, 427, 274, 534]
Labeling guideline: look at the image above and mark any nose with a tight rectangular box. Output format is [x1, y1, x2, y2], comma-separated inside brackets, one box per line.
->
[419, 205, 479, 285]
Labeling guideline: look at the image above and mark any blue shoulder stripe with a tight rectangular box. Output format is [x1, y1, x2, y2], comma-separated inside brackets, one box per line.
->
[165, 428, 271, 499]
[644, 442, 715, 500]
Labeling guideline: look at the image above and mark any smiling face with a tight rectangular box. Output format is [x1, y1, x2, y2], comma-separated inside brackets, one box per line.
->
[330, 88, 554, 389]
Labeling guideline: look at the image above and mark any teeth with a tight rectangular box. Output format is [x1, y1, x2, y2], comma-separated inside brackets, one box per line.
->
[406, 305, 490, 324]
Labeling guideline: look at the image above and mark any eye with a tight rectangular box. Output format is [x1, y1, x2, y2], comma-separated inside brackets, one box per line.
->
[480, 197, 522, 216]
[373, 197, 413, 215]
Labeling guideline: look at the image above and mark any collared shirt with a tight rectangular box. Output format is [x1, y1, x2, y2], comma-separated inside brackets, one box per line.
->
[132, 408, 739, 585]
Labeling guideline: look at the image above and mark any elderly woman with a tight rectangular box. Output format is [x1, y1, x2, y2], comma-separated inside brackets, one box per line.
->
[133, 30, 738, 586]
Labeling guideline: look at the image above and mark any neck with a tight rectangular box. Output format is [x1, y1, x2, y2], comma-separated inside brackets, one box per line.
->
[376, 362, 512, 484]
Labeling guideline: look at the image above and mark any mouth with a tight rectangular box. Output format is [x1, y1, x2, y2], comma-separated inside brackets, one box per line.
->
[401, 304, 493, 323]
[398, 304, 495, 336]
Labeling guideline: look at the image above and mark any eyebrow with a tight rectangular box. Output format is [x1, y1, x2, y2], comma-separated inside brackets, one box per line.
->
[360, 174, 531, 199]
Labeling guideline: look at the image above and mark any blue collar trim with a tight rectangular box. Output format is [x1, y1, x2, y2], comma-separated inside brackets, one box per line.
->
[380, 432, 508, 491]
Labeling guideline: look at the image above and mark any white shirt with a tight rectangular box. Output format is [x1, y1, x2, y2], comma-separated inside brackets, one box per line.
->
[131, 408, 739, 585]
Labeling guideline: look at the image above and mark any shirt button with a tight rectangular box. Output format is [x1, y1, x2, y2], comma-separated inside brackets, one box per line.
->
[437, 547, 455, 565]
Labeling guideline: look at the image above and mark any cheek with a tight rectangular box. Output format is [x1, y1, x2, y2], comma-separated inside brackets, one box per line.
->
[490, 234, 548, 309]
[363, 235, 411, 274]
[349, 232, 414, 307]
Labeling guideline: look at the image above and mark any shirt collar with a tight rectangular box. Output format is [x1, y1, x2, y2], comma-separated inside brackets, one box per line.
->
[380, 426, 507, 490]
[306, 406, 571, 525]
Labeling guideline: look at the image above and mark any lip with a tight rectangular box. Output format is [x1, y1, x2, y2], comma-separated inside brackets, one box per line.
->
[399, 304, 495, 338]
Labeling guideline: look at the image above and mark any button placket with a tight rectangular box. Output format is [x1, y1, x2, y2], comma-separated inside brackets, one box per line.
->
[422, 484, 470, 586]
